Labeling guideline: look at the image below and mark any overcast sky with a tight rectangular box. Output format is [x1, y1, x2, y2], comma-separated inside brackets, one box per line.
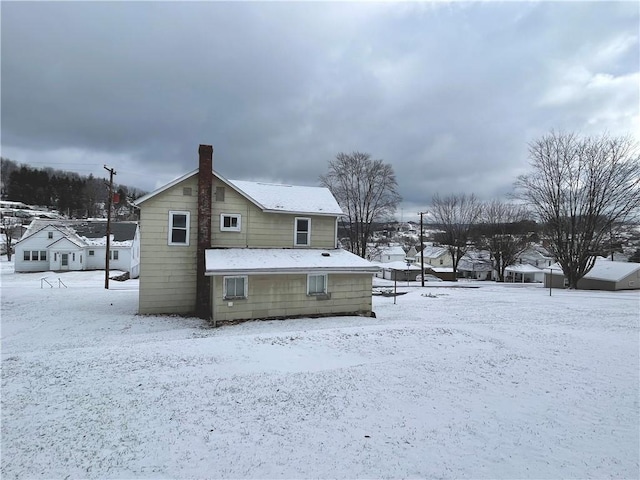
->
[2, 1, 638, 221]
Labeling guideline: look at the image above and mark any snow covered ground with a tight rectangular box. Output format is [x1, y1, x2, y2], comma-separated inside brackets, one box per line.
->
[1, 260, 638, 479]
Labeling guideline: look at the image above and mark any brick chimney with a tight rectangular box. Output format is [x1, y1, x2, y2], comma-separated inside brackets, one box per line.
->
[196, 144, 213, 319]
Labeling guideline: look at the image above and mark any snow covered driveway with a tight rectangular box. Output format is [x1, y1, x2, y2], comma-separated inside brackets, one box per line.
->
[1, 263, 638, 478]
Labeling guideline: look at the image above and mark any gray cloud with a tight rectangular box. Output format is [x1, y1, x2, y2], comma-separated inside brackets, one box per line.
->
[2, 1, 638, 219]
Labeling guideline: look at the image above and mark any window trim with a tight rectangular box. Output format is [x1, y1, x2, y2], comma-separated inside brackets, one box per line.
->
[294, 217, 311, 246]
[168, 211, 190, 246]
[223, 276, 248, 300]
[220, 213, 242, 232]
[307, 274, 327, 295]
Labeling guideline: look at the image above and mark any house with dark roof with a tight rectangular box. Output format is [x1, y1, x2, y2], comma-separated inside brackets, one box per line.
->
[14, 219, 140, 277]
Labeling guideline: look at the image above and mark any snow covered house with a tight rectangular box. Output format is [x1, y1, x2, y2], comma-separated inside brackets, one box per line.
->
[371, 245, 407, 263]
[544, 258, 640, 291]
[13, 220, 140, 277]
[133, 144, 379, 322]
[505, 263, 544, 283]
[413, 244, 453, 267]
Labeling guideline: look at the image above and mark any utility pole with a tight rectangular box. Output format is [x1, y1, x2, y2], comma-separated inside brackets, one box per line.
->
[418, 211, 427, 287]
[104, 165, 116, 289]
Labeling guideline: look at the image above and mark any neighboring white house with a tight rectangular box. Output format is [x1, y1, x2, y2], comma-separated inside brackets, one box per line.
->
[544, 258, 640, 291]
[517, 246, 554, 269]
[371, 245, 407, 263]
[414, 244, 453, 267]
[505, 263, 544, 283]
[457, 249, 493, 280]
[14, 220, 140, 277]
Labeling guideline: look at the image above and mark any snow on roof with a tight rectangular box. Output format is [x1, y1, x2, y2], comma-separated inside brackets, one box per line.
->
[545, 258, 640, 282]
[378, 261, 421, 271]
[134, 169, 344, 217]
[505, 264, 543, 274]
[428, 267, 454, 273]
[416, 246, 448, 259]
[205, 248, 379, 275]
[379, 245, 407, 256]
[226, 179, 343, 216]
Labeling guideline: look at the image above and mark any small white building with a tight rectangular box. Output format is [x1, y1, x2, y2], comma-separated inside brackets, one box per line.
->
[14, 220, 140, 277]
[372, 245, 407, 263]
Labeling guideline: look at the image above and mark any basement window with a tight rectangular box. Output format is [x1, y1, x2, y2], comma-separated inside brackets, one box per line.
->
[168, 211, 190, 246]
[220, 214, 241, 232]
[307, 274, 327, 295]
[224, 276, 247, 299]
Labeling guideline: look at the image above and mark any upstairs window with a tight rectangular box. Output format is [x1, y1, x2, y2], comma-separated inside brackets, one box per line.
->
[220, 214, 241, 232]
[48, 232, 53, 239]
[168, 211, 190, 246]
[295, 217, 310, 246]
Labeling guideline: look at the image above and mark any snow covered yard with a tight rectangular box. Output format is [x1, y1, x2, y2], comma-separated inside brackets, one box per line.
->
[1, 260, 638, 479]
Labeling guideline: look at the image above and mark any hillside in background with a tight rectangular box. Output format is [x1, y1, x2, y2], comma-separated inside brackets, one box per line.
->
[0, 158, 145, 219]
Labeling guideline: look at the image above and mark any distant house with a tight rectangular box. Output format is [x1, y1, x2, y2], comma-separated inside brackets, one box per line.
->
[414, 244, 453, 268]
[133, 144, 379, 323]
[505, 263, 544, 283]
[371, 245, 407, 263]
[517, 246, 554, 269]
[14, 220, 140, 277]
[544, 258, 640, 291]
[457, 250, 493, 280]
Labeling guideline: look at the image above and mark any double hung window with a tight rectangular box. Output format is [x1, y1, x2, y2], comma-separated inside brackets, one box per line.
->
[295, 218, 310, 246]
[168, 211, 190, 246]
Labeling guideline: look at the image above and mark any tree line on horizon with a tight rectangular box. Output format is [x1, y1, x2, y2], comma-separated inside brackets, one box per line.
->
[321, 131, 640, 288]
[0, 158, 146, 219]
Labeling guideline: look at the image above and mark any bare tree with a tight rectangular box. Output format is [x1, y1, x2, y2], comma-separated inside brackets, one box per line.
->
[320, 152, 401, 258]
[431, 193, 483, 279]
[514, 131, 640, 288]
[474, 200, 533, 282]
[1, 216, 22, 261]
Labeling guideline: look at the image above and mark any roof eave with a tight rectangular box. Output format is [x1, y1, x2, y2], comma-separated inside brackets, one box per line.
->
[205, 266, 380, 276]
[134, 169, 199, 206]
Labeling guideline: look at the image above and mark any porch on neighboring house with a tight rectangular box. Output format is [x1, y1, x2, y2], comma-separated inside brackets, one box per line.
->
[505, 263, 544, 283]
